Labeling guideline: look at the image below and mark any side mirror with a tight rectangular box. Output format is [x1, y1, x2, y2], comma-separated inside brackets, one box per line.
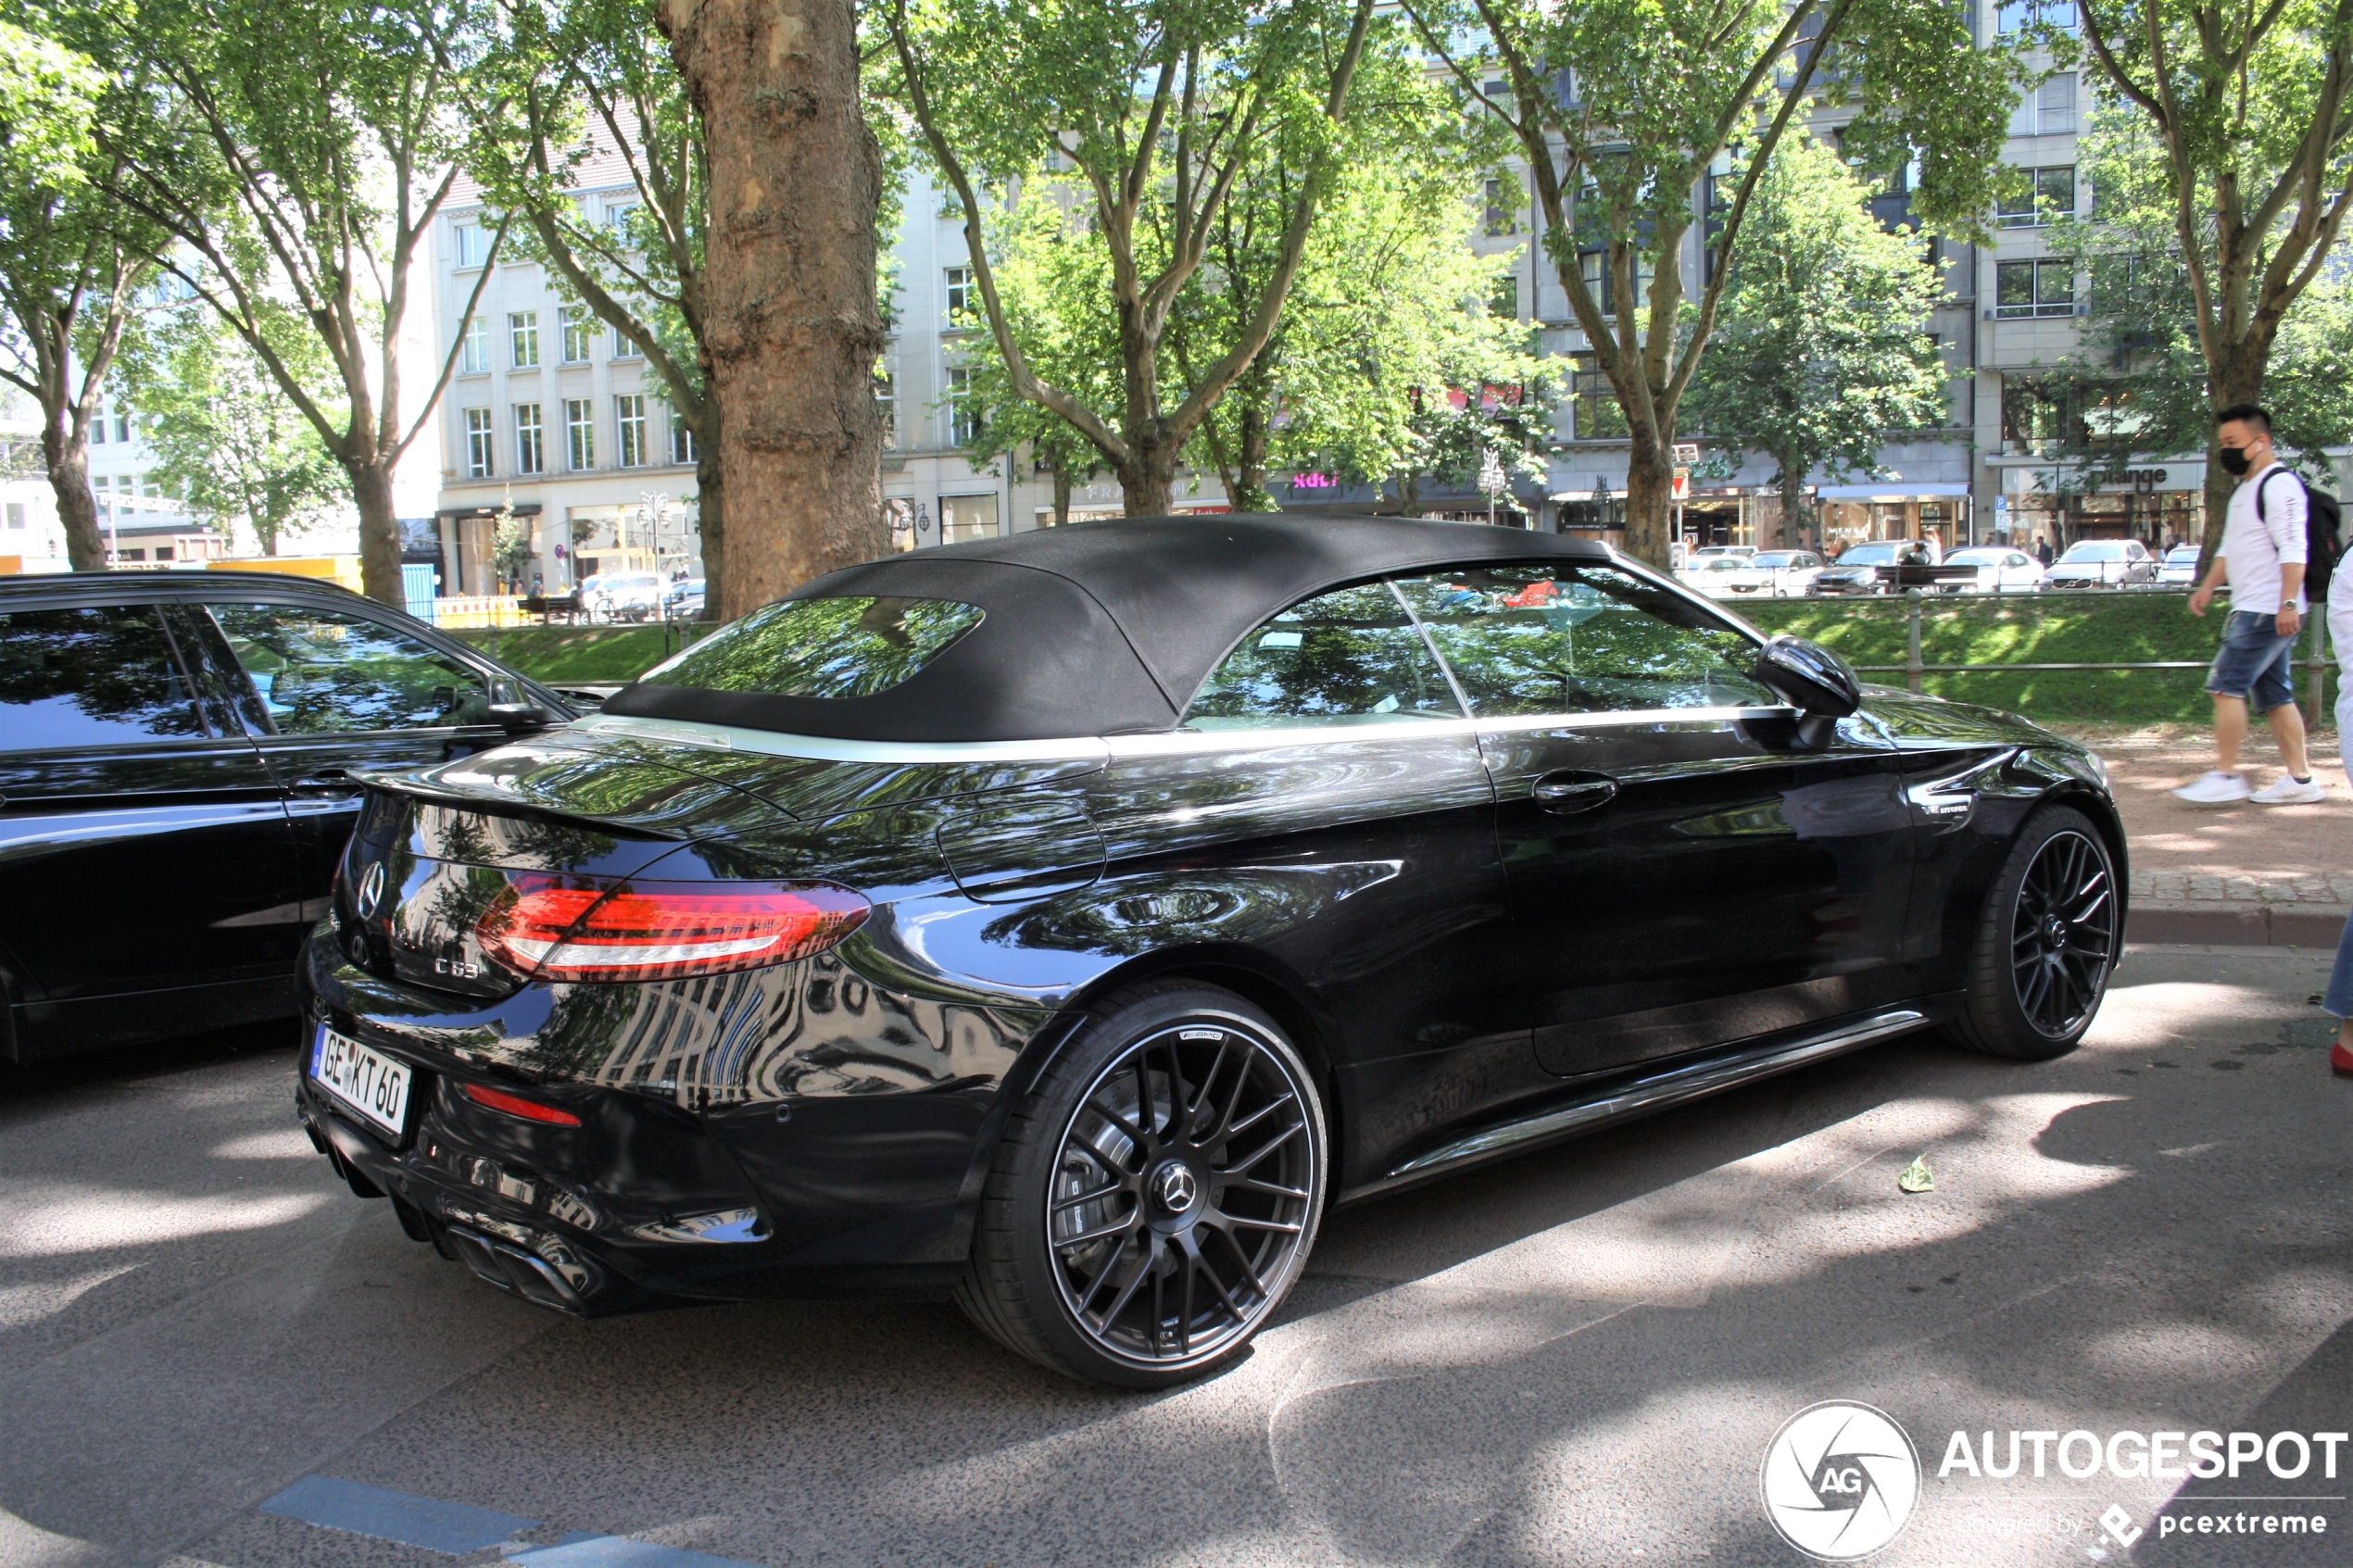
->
[488, 702, 556, 735]
[1753, 634, 1862, 723]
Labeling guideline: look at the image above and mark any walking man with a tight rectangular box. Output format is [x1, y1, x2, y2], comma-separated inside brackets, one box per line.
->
[2173, 404, 2325, 805]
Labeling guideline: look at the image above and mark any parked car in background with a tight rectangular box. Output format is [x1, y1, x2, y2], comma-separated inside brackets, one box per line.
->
[0, 572, 571, 1060]
[297, 516, 2124, 1387]
[662, 578, 706, 620]
[583, 572, 663, 622]
[1717, 549, 1827, 598]
[1809, 539, 1976, 596]
[2044, 540, 2158, 590]
[2157, 545, 2202, 586]
[1944, 546, 2047, 595]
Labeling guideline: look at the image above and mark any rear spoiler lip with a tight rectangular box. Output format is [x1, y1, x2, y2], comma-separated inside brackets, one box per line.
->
[344, 763, 695, 843]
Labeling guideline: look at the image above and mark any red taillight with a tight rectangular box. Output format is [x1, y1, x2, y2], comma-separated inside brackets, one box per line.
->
[461, 1082, 584, 1125]
[474, 876, 869, 983]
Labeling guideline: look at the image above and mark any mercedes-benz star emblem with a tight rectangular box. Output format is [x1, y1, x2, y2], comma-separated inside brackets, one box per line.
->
[1154, 1163, 1198, 1213]
[355, 862, 387, 919]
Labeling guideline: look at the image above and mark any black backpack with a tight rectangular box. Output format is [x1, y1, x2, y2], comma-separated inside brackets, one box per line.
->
[2256, 467, 2344, 598]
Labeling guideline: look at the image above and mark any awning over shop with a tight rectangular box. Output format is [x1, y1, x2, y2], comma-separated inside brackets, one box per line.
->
[435, 502, 543, 521]
[1812, 483, 1970, 501]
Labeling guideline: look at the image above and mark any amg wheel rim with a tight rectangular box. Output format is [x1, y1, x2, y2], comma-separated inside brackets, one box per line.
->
[1047, 1018, 1317, 1367]
[2010, 829, 2116, 1037]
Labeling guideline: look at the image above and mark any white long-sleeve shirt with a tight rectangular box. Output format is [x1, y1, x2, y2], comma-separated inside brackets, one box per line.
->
[2221, 460, 2309, 615]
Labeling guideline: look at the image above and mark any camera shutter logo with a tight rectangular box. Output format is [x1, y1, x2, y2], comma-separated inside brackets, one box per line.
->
[1760, 1401, 1921, 1560]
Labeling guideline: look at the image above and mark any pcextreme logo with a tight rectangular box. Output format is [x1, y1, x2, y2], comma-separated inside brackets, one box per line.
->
[1760, 1401, 1922, 1561]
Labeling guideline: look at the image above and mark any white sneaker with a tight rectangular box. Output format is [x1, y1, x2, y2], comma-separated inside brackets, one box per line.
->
[2252, 775, 2327, 805]
[2172, 771, 2253, 804]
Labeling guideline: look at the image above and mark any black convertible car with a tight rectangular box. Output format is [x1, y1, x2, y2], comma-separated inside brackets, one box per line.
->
[297, 517, 2123, 1386]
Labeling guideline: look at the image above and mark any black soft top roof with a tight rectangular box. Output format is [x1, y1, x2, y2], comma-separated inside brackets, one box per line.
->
[603, 513, 1615, 742]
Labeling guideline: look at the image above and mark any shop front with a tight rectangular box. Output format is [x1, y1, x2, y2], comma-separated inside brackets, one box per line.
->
[1811, 483, 1973, 556]
[1994, 461, 2206, 555]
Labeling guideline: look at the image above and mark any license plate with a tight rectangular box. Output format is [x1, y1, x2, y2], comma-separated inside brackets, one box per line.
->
[311, 1024, 411, 1139]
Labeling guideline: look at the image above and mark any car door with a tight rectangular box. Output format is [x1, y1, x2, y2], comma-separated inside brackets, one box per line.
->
[0, 599, 303, 1057]
[1392, 563, 1919, 1082]
[190, 598, 517, 893]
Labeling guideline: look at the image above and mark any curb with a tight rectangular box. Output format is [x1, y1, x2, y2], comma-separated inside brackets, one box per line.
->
[2126, 900, 2349, 948]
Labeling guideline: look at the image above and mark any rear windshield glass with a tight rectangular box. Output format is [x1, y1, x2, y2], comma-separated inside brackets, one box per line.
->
[638, 596, 984, 699]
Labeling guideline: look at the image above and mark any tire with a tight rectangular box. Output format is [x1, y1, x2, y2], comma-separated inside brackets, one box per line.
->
[1945, 806, 2121, 1060]
[953, 980, 1327, 1387]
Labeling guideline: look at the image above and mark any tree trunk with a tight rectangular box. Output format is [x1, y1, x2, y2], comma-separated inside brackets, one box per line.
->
[348, 461, 403, 605]
[1119, 431, 1178, 516]
[1779, 468, 1807, 556]
[42, 420, 107, 572]
[1623, 435, 1675, 567]
[1234, 408, 1271, 513]
[1052, 460, 1072, 528]
[659, 0, 885, 619]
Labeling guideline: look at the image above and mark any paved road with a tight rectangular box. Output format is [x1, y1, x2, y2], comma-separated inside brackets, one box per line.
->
[3, 946, 2348, 1568]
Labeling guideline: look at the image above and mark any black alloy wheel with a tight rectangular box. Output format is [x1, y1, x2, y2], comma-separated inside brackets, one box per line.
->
[1948, 806, 2120, 1060]
[2008, 827, 2117, 1037]
[955, 982, 1327, 1386]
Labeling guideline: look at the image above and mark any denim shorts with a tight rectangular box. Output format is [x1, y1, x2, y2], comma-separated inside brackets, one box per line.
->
[2207, 608, 2298, 709]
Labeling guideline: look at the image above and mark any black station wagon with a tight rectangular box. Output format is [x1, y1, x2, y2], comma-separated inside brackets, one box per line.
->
[294, 517, 2124, 1386]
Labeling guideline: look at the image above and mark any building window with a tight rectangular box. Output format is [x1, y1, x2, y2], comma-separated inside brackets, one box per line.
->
[6, 502, 24, 530]
[154, 546, 174, 560]
[1489, 272, 1519, 319]
[514, 403, 544, 474]
[2011, 72, 2076, 136]
[945, 365, 981, 445]
[605, 201, 638, 236]
[1994, 0, 2077, 33]
[91, 408, 107, 445]
[1569, 353, 1627, 440]
[611, 325, 638, 360]
[875, 370, 897, 449]
[459, 315, 488, 374]
[1997, 166, 2076, 227]
[1995, 257, 2076, 318]
[565, 397, 596, 470]
[455, 222, 489, 269]
[464, 408, 494, 478]
[1483, 178, 1516, 236]
[510, 311, 539, 369]
[116, 409, 130, 444]
[615, 395, 647, 468]
[669, 409, 697, 465]
[560, 306, 594, 364]
[944, 266, 974, 323]
[1578, 250, 1651, 317]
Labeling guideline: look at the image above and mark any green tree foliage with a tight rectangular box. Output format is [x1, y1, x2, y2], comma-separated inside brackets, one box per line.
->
[1167, 124, 1552, 514]
[1403, 0, 2017, 566]
[2073, 0, 2353, 538]
[115, 305, 349, 555]
[107, 0, 505, 606]
[1683, 133, 1949, 546]
[881, 0, 1385, 515]
[0, 7, 167, 569]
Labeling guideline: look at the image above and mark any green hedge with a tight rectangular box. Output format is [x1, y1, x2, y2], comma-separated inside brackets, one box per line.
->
[1739, 592, 2333, 728]
[448, 624, 711, 684]
[453, 594, 2332, 728]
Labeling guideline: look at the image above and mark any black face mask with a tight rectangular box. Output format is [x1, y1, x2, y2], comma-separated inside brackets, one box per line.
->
[2219, 445, 2253, 476]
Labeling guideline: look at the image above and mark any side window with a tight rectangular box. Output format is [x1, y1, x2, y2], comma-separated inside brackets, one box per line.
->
[1182, 582, 1463, 729]
[207, 604, 492, 734]
[1391, 564, 1775, 716]
[0, 606, 208, 748]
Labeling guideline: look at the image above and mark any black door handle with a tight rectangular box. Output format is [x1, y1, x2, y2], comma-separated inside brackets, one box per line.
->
[290, 769, 357, 794]
[1531, 771, 1618, 814]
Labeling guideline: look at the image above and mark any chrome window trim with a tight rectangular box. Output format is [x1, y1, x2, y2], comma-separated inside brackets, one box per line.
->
[567, 713, 1114, 766]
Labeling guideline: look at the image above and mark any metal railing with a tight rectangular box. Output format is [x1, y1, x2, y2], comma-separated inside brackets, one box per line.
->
[1837, 586, 2333, 723]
